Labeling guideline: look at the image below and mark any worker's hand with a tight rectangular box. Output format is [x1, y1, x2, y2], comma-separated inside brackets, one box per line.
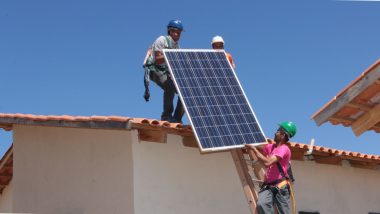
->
[245, 144, 255, 150]
[154, 51, 165, 65]
[144, 89, 150, 102]
[245, 144, 260, 154]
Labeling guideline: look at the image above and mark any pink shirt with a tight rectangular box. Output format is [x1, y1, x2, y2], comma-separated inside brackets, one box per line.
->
[262, 143, 291, 184]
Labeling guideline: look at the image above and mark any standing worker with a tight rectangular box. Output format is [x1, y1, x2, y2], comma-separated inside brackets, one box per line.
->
[143, 20, 185, 123]
[211, 35, 235, 69]
[245, 121, 296, 214]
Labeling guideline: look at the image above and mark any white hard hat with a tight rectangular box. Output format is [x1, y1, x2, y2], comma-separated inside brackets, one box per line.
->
[211, 35, 224, 45]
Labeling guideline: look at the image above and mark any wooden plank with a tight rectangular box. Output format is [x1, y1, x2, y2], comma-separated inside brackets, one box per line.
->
[352, 102, 380, 136]
[346, 102, 371, 112]
[329, 116, 355, 124]
[231, 149, 257, 214]
[313, 63, 380, 126]
[330, 116, 380, 129]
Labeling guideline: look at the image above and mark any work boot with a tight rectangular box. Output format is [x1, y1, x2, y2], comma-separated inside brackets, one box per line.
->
[161, 115, 175, 123]
[173, 119, 182, 124]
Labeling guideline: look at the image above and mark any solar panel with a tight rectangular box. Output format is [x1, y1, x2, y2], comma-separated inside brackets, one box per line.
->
[163, 49, 267, 152]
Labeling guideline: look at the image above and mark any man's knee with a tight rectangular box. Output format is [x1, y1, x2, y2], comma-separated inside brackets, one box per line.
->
[256, 198, 272, 212]
[163, 80, 176, 93]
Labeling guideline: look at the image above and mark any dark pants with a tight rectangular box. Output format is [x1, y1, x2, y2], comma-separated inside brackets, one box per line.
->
[151, 71, 184, 122]
[256, 185, 290, 214]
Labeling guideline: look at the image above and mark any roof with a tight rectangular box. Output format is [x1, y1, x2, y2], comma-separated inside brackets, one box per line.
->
[0, 145, 12, 194]
[0, 113, 379, 193]
[312, 59, 380, 136]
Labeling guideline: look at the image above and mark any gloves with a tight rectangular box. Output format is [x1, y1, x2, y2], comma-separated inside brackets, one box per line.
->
[144, 88, 150, 102]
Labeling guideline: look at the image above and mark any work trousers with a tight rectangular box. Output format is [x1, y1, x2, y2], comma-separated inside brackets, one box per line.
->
[150, 69, 184, 122]
[256, 185, 290, 214]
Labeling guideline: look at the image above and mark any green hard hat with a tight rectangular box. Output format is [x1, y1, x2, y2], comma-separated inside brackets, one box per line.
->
[279, 121, 297, 138]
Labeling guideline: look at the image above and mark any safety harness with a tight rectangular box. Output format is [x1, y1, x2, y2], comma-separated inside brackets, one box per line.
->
[261, 144, 295, 193]
[142, 36, 174, 102]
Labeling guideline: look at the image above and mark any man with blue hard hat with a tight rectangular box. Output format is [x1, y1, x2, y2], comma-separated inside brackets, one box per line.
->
[143, 20, 185, 123]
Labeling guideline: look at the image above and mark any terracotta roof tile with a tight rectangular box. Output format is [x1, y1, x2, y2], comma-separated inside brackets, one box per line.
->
[0, 112, 379, 193]
[0, 113, 380, 160]
[0, 113, 379, 162]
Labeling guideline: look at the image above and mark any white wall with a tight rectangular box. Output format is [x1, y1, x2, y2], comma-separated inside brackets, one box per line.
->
[11, 124, 380, 214]
[132, 133, 250, 214]
[292, 160, 380, 214]
[0, 180, 13, 212]
[13, 125, 134, 214]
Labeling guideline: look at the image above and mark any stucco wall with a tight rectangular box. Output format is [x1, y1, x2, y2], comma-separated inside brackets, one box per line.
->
[12, 125, 134, 214]
[292, 160, 380, 213]
[9, 124, 380, 214]
[0, 180, 13, 212]
[132, 133, 250, 214]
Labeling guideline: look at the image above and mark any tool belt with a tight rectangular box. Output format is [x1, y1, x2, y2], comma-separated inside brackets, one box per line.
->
[259, 179, 289, 195]
[260, 178, 289, 193]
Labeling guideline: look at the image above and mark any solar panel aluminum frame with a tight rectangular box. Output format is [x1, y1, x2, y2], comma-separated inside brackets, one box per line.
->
[163, 49, 268, 152]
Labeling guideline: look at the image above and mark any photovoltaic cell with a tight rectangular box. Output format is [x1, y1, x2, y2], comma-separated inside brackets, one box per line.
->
[163, 49, 267, 152]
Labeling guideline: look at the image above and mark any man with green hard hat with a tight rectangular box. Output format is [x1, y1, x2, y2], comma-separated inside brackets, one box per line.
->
[245, 121, 297, 214]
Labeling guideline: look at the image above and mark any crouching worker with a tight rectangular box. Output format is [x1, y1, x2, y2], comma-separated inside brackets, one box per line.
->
[143, 20, 185, 123]
[245, 121, 297, 214]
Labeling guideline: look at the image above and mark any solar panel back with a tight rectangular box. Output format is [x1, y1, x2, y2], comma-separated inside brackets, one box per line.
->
[163, 49, 267, 152]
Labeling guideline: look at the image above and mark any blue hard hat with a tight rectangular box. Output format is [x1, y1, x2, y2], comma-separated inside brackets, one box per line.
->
[167, 20, 183, 31]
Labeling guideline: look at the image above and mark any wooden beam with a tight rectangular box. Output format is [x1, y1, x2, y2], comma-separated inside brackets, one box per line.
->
[346, 102, 371, 112]
[313, 63, 380, 126]
[329, 116, 355, 124]
[330, 116, 380, 131]
[231, 149, 257, 214]
[329, 116, 355, 127]
[352, 102, 380, 136]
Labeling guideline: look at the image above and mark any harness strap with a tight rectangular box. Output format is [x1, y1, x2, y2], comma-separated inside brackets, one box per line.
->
[142, 36, 175, 101]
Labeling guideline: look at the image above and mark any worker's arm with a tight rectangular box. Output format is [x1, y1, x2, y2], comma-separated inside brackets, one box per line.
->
[245, 144, 279, 167]
[154, 51, 165, 65]
[152, 36, 167, 65]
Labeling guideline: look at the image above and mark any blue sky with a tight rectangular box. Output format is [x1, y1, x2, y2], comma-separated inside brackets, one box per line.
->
[1, 0, 380, 157]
